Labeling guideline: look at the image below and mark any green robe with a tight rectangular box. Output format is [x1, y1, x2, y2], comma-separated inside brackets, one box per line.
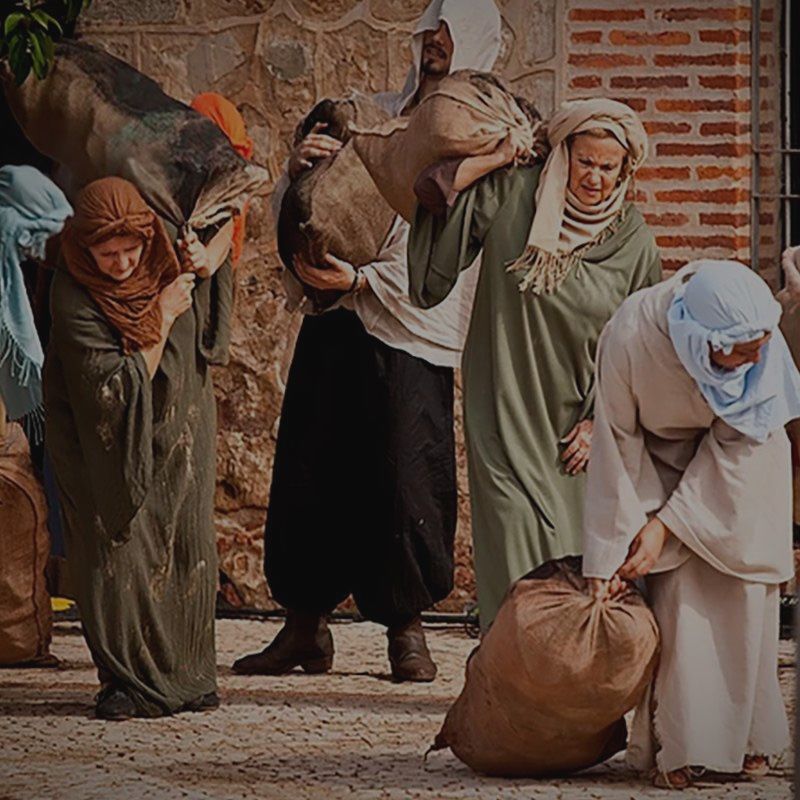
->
[408, 165, 661, 630]
[44, 250, 232, 715]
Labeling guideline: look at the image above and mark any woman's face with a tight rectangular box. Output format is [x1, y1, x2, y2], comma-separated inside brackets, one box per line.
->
[88, 234, 144, 281]
[710, 332, 772, 370]
[567, 133, 628, 206]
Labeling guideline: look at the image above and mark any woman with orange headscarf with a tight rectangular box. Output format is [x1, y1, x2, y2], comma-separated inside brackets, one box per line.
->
[44, 177, 233, 720]
[191, 92, 253, 268]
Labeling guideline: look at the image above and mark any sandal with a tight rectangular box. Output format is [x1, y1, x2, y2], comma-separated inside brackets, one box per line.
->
[650, 766, 693, 789]
[742, 755, 770, 779]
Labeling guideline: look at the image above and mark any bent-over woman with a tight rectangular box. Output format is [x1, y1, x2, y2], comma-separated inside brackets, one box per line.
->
[409, 99, 661, 629]
[44, 177, 233, 719]
[583, 260, 799, 788]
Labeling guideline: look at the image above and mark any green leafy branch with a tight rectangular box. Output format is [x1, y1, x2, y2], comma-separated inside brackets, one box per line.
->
[1, 0, 91, 85]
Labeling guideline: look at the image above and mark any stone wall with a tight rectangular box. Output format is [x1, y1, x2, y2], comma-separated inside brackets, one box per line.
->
[76, 0, 782, 610]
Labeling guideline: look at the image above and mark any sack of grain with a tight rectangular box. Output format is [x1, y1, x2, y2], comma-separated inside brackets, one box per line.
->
[0, 423, 53, 666]
[352, 70, 544, 222]
[277, 93, 396, 311]
[431, 556, 659, 777]
[2, 40, 267, 231]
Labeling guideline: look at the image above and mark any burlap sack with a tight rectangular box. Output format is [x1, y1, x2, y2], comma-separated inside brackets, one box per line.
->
[0, 423, 53, 666]
[277, 93, 396, 311]
[432, 556, 659, 777]
[2, 40, 267, 230]
[352, 70, 543, 222]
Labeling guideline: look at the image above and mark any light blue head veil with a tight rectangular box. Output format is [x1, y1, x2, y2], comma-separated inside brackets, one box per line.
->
[667, 259, 800, 442]
[0, 165, 72, 427]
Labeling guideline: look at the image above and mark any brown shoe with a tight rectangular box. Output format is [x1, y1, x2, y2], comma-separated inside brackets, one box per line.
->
[232, 610, 333, 675]
[387, 617, 437, 682]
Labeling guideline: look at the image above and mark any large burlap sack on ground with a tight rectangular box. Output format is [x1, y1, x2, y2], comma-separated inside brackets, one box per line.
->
[0, 422, 53, 666]
[277, 93, 396, 311]
[431, 556, 659, 777]
[352, 70, 544, 222]
[2, 40, 267, 230]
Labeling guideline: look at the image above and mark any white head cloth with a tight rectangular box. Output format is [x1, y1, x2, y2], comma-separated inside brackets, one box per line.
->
[668, 259, 800, 442]
[510, 98, 648, 295]
[391, 0, 502, 115]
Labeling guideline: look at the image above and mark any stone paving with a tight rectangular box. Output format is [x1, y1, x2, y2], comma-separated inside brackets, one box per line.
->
[0, 619, 794, 800]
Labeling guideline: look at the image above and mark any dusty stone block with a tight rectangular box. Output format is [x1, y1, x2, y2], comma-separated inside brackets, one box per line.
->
[84, 0, 182, 24]
[187, 30, 248, 90]
[201, 0, 275, 18]
[79, 33, 138, 66]
[317, 21, 389, 98]
[261, 40, 311, 81]
[290, 0, 363, 21]
[370, 0, 430, 23]
[509, 69, 556, 119]
[498, 0, 556, 71]
[139, 34, 199, 102]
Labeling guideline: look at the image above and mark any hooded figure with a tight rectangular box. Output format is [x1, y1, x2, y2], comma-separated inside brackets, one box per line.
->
[408, 98, 661, 630]
[582, 261, 797, 788]
[0, 166, 72, 430]
[44, 177, 233, 720]
[234, 0, 502, 682]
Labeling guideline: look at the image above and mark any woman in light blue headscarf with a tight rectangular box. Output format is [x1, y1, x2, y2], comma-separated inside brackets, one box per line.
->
[582, 259, 799, 788]
[0, 165, 73, 430]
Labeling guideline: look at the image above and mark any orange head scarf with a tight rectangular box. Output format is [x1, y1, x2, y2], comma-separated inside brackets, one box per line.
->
[60, 177, 182, 354]
[191, 92, 253, 268]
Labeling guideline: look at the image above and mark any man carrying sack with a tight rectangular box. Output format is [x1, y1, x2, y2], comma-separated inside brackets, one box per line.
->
[233, 0, 502, 682]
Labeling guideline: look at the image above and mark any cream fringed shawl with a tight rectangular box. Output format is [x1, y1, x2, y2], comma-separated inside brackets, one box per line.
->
[510, 98, 648, 295]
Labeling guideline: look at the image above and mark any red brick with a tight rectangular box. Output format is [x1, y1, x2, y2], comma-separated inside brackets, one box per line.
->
[700, 29, 749, 45]
[571, 31, 603, 44]
[699, 212, 750, 228]
[637, 166, 692, 181]
[657, 142, 750, 158]
[656, 235, 749, 249]
[644, 212, 691, 227]
[569, 75, 602, 89]
[696, 165, 751, 181]
[569, 8, 645, 21]
[610, 75, 688, 89]
[655, 188, 748, 204]
[610, 30, 691, 46]
[654, 53, 749, 67]
[655, 98, 750, 113]
[613, 97, 647, 112]
[761, 7, 774, 21]
[644, 121, 692, 135]
[662, 259, 686, 272]
[655, 7, 750, 22]
[699, 74, 750, 90]
[699, 121, 750, 137]
[759, 212, 774, 225]
[568, 53, 646, 69]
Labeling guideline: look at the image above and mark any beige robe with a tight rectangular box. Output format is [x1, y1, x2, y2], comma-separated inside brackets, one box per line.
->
[583, 267, 792, 773]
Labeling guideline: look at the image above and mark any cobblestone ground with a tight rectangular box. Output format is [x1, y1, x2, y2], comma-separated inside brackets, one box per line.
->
[0, 619, 794, 800]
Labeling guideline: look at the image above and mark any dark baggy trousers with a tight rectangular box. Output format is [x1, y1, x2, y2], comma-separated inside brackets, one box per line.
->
[264, 309, 457, 627]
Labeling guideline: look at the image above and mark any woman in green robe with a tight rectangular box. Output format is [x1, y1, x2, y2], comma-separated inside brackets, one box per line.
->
[409, 99, 661, 630]
[44, 177, 233, 718]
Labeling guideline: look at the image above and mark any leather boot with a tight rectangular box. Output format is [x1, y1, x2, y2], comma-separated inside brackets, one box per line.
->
[387, 616, 437, 682]
[232, 610, 333, 675]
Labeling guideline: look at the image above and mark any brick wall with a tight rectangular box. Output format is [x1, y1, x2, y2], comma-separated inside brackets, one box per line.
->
[74, 0, 784, 610]
[564, 0, 780, 276]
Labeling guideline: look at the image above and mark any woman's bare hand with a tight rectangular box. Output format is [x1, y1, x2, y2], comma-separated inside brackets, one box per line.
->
[159, 273, 195, 330]
[586, 574, 626, 601]
[618, 517, 670, 580]
[178, 229, 212, 278]
[560, 419, 593, 475]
